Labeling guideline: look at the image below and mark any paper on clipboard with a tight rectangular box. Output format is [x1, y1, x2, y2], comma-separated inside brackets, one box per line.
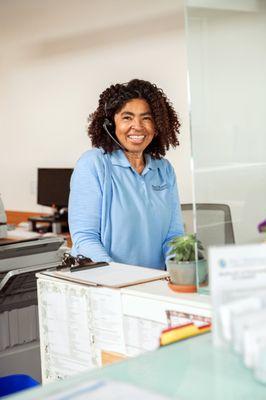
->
[47, 262, 169, 288]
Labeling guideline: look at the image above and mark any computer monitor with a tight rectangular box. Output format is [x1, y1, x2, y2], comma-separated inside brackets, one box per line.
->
[37, 168, 73, 213]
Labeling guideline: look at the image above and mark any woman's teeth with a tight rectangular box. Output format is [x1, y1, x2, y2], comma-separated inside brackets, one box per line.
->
[128, 135, 145, 142]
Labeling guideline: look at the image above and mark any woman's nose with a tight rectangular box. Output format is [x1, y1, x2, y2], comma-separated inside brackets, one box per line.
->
[131, 118, 143, 130]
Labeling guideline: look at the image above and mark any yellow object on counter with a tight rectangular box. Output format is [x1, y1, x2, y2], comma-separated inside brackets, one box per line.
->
[160, 322, 211, 346]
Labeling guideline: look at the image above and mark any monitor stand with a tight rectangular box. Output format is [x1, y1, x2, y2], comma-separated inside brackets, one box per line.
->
[28, 214, 69, 234]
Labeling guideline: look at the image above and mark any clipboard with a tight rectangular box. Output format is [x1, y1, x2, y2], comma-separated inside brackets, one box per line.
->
[43, 262, 169, 288]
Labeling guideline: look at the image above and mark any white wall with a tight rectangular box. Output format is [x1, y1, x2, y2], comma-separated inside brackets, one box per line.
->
[0, 0, 193, 213]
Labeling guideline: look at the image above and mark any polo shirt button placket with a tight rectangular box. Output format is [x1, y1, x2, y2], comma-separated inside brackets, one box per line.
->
[140, 177, 148, 201]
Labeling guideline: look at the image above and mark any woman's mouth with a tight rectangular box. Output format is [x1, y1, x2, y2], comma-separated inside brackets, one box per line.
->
[127, 135, 145, 144]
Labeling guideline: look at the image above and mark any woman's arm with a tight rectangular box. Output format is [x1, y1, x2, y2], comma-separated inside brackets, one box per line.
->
[162, 164, 184, 259]
[68, 151, 112, 262]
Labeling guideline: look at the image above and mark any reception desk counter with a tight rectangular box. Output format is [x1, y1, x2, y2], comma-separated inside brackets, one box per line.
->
[11, 334, 266, 400]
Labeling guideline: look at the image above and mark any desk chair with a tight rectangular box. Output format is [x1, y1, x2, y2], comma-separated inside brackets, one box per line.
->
[181, 204, 235, 249]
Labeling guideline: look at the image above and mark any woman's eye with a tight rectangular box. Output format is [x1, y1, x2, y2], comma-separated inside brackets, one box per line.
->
[122, 116, 131, 120]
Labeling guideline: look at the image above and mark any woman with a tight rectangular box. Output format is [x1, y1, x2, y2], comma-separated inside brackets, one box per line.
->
[68, 79, 184, 270]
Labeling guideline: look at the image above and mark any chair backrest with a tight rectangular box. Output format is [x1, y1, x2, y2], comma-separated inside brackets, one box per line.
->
[181, 203, 235, 249]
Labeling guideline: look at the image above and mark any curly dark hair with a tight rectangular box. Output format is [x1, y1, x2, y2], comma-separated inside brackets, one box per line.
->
[88, 79, 181, 159]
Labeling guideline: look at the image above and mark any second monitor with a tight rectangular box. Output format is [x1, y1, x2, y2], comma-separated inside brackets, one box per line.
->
[37, 168, 73, 216]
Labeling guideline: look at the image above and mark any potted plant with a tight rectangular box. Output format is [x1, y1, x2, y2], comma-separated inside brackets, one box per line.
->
[166, 234, 208, 289]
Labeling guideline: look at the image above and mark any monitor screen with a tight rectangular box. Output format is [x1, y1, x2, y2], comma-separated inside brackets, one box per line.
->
[37, 168, 73, 209]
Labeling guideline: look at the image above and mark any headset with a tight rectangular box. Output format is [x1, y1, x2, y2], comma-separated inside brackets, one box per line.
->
[103, 104, 127, 151]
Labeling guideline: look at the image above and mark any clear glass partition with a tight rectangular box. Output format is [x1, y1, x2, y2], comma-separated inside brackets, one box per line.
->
[185, 1, 266, 292]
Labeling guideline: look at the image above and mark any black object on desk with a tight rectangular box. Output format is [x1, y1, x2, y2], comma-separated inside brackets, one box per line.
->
[28, 215, 69, 234]
[58, 253, 108, 272]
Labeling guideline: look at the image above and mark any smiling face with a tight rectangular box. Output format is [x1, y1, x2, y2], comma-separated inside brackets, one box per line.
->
[113, 98, 155, 154]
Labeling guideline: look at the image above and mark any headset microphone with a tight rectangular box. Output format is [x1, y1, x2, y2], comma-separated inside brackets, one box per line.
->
[103, 119, 127, 152]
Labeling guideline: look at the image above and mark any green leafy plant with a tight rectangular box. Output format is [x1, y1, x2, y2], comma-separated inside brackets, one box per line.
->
[167, 234, 205, 263]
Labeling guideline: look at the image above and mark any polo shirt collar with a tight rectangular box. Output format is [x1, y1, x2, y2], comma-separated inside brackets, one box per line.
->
[110, 150, 158, 171]
[110, 150, 130, 167]
[144, 154, 158, 171]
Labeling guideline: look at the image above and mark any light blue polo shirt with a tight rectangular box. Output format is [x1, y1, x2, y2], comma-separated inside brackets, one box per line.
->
[68, 148, 184, 270]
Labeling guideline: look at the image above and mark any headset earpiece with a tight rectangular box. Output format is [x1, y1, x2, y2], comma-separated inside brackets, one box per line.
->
[103, 118, 112, 128]
[103, 117, 126, 151]
[103, 102, 127, 151]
